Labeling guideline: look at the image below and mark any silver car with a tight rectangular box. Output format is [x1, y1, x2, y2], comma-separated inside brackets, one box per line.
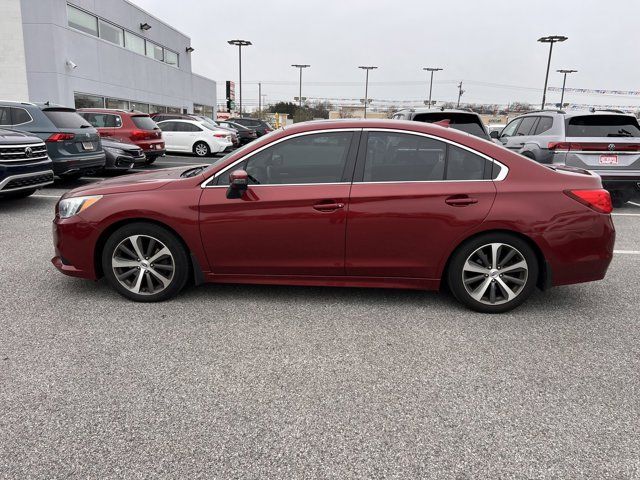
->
[492, 109, 640, 206]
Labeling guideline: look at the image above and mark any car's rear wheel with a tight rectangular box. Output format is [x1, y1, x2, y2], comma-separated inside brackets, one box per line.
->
[447, 233, 539, 313]
[1, 188, 37, 199]
[193, 141, 210, 157]
[101, 223, 189, 302]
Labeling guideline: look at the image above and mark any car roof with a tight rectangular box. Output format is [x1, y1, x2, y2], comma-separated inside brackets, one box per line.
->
[395, 108, 482, 116]
[514, 109, 638, 120]
[78, 108, 149, 116]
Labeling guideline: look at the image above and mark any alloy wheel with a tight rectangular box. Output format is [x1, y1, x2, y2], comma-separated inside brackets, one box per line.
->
[461, 243, 528, 306]
[194, 143, 208, 156]
[111, 234, 175, 295]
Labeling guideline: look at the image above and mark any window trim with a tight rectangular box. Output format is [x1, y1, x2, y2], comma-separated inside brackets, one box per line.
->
[201, 128, 508, 189]
[98, 18, 124, 47]
[0, 107, 34, 127]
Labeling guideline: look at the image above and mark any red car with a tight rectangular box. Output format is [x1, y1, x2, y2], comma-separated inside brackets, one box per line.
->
[78, 109, 165, 164]
[51, 120, 615, 313]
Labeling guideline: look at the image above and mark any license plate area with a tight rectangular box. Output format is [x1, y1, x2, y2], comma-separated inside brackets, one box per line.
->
[82, 142, 94, 151]
[599, 154, 618, 165]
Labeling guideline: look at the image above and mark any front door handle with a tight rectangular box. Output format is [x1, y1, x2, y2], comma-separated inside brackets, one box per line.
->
[313, 202, 345, 212]
[445, 196, 478, 207]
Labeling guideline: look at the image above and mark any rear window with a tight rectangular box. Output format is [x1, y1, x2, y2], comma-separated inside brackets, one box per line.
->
[566, 115, 640, 138]
[412, 113, 488, 138]
[131, 116, 158, 130]
[43, 109, 91, 129]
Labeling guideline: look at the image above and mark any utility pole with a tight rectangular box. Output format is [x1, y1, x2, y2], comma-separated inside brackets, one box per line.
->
[258, 82, 262, 116]
[456, 81, 465, 108]
[227, 39, 252, 116]
[538, 35, 568, 108]
[291, 64, 310, 109]
[358, 66, 377, 119]
[557, 69, 577, 107]
[423, 67, 443, 108]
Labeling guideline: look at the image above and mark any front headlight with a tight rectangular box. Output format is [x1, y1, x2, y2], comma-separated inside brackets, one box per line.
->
[104, 146, 124, 155]
[58, 195, 102, 219]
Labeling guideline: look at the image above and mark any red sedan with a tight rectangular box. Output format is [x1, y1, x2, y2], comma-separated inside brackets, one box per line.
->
[52, 120, 615, 313]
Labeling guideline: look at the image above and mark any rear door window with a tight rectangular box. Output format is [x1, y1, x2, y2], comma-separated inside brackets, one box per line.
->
[363, 132, 446, 182]
[10, 108, 32, 125]
[515, 117, 537, 136]
[534, 116, 553, 135]
[0, 107, 11, 125]
[131, 116, 158, 130]
[43, 110, 91, 129]
[158, 122, 178, 132]
[566, 115, 640, 137]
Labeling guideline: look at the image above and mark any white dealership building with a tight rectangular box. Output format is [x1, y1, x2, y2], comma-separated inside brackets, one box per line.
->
[0, 0, 216, 117]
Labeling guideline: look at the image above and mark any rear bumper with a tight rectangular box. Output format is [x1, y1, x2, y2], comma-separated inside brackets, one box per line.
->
[52, 152, 106, 176]
[591, 170, 640, 187]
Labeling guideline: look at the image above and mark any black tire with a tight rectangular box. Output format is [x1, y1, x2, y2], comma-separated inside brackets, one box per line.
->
[609, 189, 631, 208]
[446, 232, 539, 313]
[145, 156, 157, 165]
[1, 188, 36, 199]
[61, 172, 83, 181]
[193, 141, 210, 157]
[101, 222, 190, 302]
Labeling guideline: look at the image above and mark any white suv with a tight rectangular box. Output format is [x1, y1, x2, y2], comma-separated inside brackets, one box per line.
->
[156, 119, 232, 157]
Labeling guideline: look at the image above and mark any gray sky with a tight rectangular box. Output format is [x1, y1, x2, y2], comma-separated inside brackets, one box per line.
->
[131, 0, 640, 109]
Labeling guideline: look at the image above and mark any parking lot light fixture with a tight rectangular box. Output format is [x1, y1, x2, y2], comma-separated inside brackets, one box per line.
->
[423, 67, 443, 109]
[557, 69, 577, 107]
[291, 64, 310, 109]
[139, 22, 151, 31]
[358, 66, 377, 119]
[538, 35, 568, 109]
[228, 39, 252, 116]
[185, 46, 195, 53]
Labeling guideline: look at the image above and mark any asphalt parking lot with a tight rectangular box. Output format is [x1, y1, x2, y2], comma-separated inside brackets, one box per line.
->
[1, 155, 639, 478]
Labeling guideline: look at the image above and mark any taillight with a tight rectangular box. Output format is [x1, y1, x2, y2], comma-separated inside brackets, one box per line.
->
[130, 129, 148, 140]
[548, 142, 571, 151]
[564, 189, 613, 214]
[46, 133, 75, 142]
[213, 133, 226, 138]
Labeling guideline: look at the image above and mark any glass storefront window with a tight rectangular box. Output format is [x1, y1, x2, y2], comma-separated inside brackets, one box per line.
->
[166, 107, 181, 114]
[149, 105, 167, 114]
[124, 31, 146, 55]
[164, 50, 178, 67]
[130, 102, 150, 113]
[99, 19, 124, 46]
[145, 41, 164, 61]
[74, 93, 104, 109]
[67, 5, 98, 36]
[106, 98, 130, 110]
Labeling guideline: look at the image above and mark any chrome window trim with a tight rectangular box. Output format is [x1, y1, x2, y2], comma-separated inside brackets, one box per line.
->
[200, 128, 361, 188]
[200, 127, 509, 189]
[0, 170, 54, 192]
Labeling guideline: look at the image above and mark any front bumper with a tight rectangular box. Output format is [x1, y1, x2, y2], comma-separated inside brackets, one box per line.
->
[0, 158, 55, 193]
[51, 216, 99, 280]
[143, 148, 166, 158]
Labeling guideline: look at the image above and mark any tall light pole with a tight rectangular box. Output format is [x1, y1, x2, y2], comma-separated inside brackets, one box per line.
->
[538, 35, 567, 109]
[456, 81, 465, 108]
[557, 69, 577, 107]
[423, 67, 443, 108]
[358, 66, 377, 118]
[227, 39, 252, 116]
[291, 64, 310, 109]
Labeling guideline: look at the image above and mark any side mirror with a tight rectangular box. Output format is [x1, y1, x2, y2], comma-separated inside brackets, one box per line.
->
[490, 130, 500, 139]
[226, 169, 249, 199]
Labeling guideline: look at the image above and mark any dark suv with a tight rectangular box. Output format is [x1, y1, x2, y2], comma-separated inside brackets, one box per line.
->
[79, 109, 165, 165]
[494, 109, 640, 206]
[392, 108, 492, 141]
[228, 117, 273, 137]
[0, 101, 105, 179]
[0, 128, 54, 199]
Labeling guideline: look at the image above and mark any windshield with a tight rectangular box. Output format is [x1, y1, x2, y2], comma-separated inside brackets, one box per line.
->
[566, 115, 640, 137]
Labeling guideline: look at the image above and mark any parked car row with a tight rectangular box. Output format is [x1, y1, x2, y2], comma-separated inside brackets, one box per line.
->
[392, 106, 640, 207]
[0, 99, 266, 198]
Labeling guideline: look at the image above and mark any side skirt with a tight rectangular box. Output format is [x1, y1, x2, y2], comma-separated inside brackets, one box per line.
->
[202, 273, 440, 291]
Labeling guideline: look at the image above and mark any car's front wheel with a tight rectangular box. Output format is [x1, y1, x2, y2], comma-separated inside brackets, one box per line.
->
[447, 233, 539, 313]
[101, 222, 189, 302]
[193, 141, 210, 157]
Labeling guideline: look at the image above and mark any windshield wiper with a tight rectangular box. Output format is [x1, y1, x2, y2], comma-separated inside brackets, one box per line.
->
[180, 166, 206, 178]
[608, 128, 634, 137]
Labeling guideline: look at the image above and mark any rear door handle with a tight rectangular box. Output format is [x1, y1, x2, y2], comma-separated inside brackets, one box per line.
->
[313, 202, 345, 212]
[445, 196, 478, 207]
